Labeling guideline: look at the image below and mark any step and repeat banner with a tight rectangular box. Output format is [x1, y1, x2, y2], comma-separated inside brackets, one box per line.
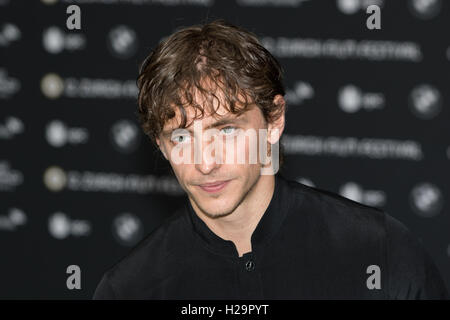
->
[1, 0, 449, 298]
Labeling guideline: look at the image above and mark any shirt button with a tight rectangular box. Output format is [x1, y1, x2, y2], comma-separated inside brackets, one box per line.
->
[245, 260, 255, 271]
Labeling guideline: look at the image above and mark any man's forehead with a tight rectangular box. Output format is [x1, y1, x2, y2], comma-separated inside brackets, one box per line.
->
[163, 106, 247, 132]
[161, 83, 257, 135]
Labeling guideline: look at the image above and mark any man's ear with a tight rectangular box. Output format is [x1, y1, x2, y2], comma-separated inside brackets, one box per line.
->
[156, 137, 168, 160]
[267, 94, 286, 145]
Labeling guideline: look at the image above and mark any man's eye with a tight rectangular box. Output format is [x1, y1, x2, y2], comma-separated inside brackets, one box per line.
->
[220, 126, 237, 135]
[172, 135, 191, 144]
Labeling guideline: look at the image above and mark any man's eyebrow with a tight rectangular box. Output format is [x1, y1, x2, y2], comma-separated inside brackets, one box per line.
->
[162, 115, 247, 137]
[205, 116, 247, 130]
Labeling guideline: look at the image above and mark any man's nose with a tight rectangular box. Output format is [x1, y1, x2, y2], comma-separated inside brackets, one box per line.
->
[194, 135, 222, 175]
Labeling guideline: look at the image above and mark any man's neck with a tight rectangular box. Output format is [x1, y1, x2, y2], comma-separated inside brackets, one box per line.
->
[191, 174, 275, 257]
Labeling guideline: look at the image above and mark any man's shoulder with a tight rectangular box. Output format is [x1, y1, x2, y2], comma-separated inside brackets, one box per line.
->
[98, 205, 192, 294]
[283, 177, 418, 248]
[283, 176, 421, 248]
[281, 175, 386, 232]
[281, 176, 448, 299]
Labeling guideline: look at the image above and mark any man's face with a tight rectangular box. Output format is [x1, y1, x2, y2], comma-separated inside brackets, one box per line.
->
[156, 93, 284, 219]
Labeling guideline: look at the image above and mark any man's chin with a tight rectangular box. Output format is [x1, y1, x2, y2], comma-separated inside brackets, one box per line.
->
[192, 198, 236, 219]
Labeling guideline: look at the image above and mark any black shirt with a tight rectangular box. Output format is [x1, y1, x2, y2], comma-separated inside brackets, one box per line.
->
[93, 173, 448, 299]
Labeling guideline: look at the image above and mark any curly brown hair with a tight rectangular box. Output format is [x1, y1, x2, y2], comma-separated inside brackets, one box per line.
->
[136, 19, 286, 165]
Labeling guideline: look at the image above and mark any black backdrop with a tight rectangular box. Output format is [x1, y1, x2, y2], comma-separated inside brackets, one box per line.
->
[0, 0, 449, 299]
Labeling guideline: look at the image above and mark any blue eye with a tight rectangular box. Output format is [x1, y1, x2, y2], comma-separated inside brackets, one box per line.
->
[220, 126, 237, 135]
[172, 134, 191, 144]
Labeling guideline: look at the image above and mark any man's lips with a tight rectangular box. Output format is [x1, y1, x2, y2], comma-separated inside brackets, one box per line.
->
[197, 180, 231, 193]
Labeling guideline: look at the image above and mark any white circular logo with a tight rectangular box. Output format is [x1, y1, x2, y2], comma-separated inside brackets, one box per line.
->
[110, 119, 141, 153]
[112, 213, 144, 246]
[0, 23, 21, 45]
[340, 182, 364, 203]
[294, 81, 314, 103]
[5, 116, 24, 135]
[409, 182, 443, 218]
[46, 120, 68, 147]
[338, 85, 362, 113]
[41, 73, 64, 99]
[43, 26, 64, 54]
[43, 166, 67, 192]
[337, 0, 360, 14]
[408, 84, 442, 119]
[48, 212, 71, 239]
[8, 208, 27, 226]
[408, 0, 442, 20]
[107, 25, 138, 59]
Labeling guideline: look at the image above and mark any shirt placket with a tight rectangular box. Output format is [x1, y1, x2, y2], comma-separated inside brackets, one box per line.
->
[236, 251, 263, 299]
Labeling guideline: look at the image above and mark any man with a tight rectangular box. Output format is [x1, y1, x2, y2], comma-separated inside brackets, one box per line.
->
[93, 19, 448, 299]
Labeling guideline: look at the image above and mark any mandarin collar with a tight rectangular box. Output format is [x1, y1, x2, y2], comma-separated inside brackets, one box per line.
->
[185, 173, 291, 258]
